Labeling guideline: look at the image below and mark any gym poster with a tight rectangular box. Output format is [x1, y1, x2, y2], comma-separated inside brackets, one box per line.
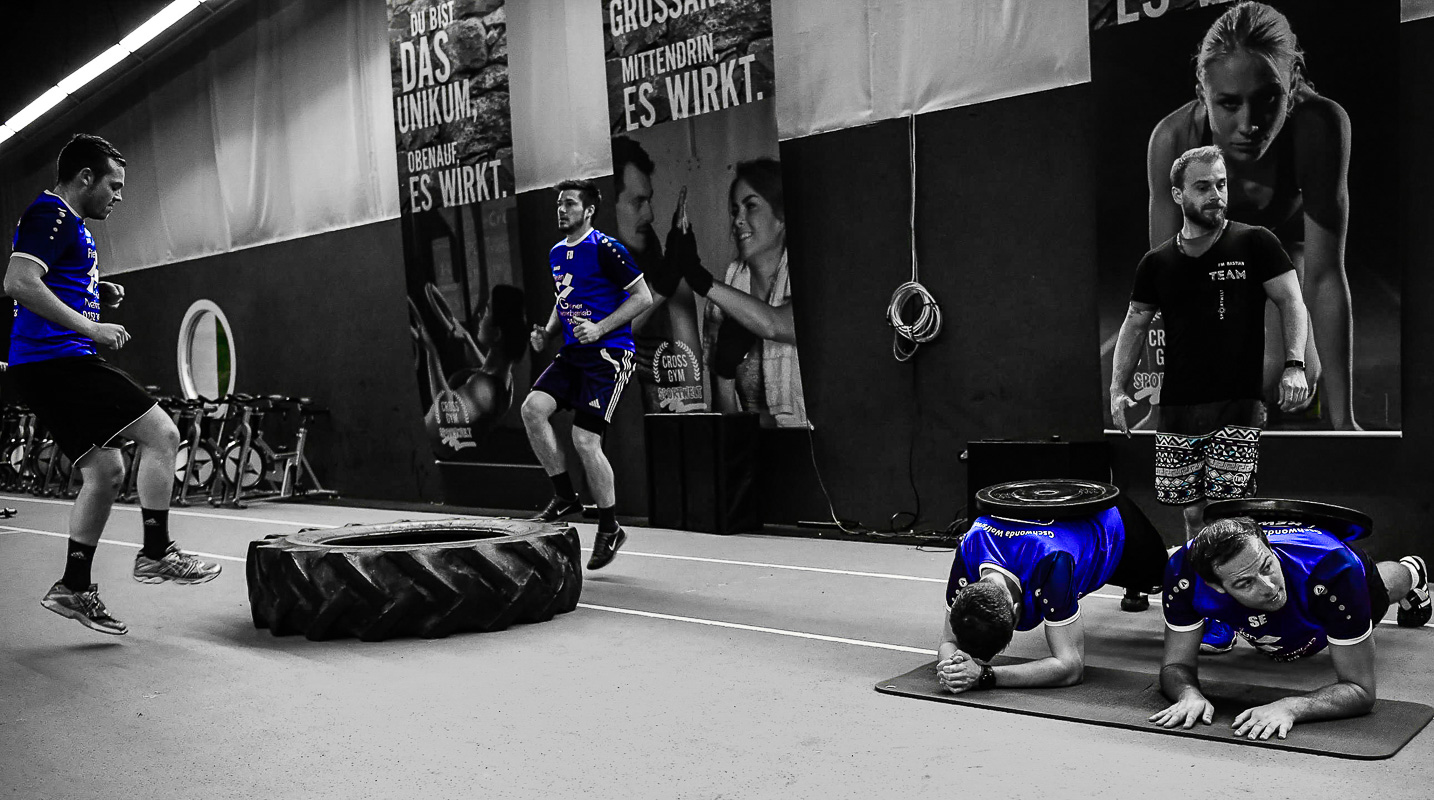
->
[1092, 0, 1402, 433]
[389, 0, 529, 462]
[601, 0, 807, 427]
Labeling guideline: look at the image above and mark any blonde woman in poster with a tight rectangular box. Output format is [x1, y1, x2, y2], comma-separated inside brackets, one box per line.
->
[1146, 1, 1355, 428]
[677, 158, 807, 429]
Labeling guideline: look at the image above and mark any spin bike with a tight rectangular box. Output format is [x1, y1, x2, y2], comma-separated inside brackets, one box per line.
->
[209, 395, 337, 508]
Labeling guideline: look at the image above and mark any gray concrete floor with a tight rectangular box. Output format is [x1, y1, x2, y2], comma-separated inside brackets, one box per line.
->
[1, 494, 1430, 799]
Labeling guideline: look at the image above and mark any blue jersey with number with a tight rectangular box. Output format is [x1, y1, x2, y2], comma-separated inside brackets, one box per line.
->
[945, 506, 1126, 631]
[9, 191, 100, 365]
[1163, 526, 1373, 661]
[549, 229, 642, 351]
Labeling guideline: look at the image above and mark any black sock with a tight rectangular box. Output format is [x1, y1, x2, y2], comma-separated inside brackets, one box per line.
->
[141, 508, 171, 559]
[550, 472, 577, 501]
[62, 540, 97, 592]
[598, 506, 618, 533]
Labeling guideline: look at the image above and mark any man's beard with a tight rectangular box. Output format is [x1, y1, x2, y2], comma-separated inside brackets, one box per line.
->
[628, 223, 657, 258]
[557, 216, 579, 233]
[1182, 201, 1225, 232]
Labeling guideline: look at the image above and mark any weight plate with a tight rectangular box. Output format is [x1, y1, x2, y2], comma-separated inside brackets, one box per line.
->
[975, 479, 1121, 520]
[1203, 498, 1373, 541]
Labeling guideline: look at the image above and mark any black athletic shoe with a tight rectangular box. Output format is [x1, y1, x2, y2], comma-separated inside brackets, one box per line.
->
[1120, 590, 1150, 612]
[531, 495, 582, 522]
[587, 528, 627, 570]
[1397, 556, 1431, 628]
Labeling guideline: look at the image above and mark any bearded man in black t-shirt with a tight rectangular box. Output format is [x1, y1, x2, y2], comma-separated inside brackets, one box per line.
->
[1111, 146, 1311, 546]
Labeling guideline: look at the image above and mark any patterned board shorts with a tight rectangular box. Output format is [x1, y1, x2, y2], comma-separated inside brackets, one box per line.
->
[1155, 424, 1260, 505]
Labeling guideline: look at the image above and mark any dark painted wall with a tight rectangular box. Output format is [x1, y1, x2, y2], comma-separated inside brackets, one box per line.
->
[780, 85, 1103, 531]
[102, 219, 438, 502]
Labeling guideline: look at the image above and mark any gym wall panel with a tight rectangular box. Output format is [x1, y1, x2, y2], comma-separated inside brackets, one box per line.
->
[0, 0, 399, 275]
[772, 0, 1090, 140]
[780, 84, 1102, 529]
[98, 218, 436, 502]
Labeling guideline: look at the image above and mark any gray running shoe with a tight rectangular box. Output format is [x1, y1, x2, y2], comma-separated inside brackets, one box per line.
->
[41, 582, 128, 635]
[133, 543, 222, 585]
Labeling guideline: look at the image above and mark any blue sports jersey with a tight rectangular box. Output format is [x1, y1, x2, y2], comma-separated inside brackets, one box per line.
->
[945, 506, 1126, 631]
[549, 229, 643, 351]
[9, 191, 100, 364]
[1163, 526, 1372, 661]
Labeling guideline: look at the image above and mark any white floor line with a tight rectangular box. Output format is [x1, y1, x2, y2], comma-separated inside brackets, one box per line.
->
[0, 495, 338, 529]
[580, 547, 947, 583]
[577, 602, 937, 655]
[1, 526, 246, 564]
[6, 525, 1426, 629]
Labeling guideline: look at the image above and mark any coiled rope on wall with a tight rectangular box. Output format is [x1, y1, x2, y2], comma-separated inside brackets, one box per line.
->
[887, 114, 941, 361]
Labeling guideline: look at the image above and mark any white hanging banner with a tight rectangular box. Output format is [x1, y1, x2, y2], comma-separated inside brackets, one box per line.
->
[508, 0, 612, 194]
[1404, 0, 1434, 22]
[0, 0, 400, 275]
[772, 0, 1091, 141]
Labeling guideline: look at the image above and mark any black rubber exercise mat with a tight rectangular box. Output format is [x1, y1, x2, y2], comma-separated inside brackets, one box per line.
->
[876, 660, 1433, 760]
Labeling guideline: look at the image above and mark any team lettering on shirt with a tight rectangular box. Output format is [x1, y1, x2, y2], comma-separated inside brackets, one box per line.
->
[1208, 261, 1247, 281]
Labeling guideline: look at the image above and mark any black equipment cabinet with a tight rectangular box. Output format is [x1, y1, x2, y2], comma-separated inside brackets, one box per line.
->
[645, 412, 761, 535]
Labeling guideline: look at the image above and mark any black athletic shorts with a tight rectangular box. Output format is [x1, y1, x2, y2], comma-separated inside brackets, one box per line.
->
[1106, 494, 1171, 594]
[8, 355, 157, 461]
[1351, 543, 1394, 624]
[532, 346, 635, 434]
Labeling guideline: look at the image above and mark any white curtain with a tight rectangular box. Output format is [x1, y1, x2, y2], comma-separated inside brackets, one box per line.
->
[771, 0, 1091, 140]
[508, 0, 612, 194]
[1405, 0, 1434, 22]
[0, 0, 399, 275]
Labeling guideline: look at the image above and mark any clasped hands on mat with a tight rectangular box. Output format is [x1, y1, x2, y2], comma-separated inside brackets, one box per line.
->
[882, 490, 1434, 758]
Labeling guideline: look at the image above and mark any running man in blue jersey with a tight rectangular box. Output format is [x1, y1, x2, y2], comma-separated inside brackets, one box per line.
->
[4, 134, 220, 636]
[1151, 516, 1430, 740]
[523, 179, 653, 569]
[937, 496, 1169, 692]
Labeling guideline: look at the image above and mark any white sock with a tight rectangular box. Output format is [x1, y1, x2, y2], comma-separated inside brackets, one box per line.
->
[1403, 558, 1424, 594]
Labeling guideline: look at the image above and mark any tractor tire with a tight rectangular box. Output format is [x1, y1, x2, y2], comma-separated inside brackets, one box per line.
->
[245, 518, 582, 641]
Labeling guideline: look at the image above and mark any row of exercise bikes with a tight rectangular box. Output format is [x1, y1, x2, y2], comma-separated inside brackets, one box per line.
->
[0, 391, 337, 508]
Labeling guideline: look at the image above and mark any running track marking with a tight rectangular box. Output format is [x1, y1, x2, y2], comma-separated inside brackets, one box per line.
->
[1, 495, 342, 528]
[3, 524, 1426, 629]
[576, 603, 937, 655]
[1, 526, 245, 563]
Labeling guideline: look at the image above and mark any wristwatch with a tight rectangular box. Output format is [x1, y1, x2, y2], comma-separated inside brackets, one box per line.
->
[977, 664, 996, 690]
[1284, 360, 1305, 370]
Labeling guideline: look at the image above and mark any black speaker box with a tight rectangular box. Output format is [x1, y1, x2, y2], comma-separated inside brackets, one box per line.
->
[646, 412, 762, 534]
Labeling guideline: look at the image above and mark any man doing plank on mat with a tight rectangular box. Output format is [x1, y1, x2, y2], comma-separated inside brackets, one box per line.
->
[1152, 517, 1430, 740]
[936, 497, 1168, 693]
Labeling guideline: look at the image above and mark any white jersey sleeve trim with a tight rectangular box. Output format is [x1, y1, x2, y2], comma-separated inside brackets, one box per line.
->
[978, 562, 1021, 592]
[10, 251, 49, 274]
[42, 190, 78, 216]
[623, 273, 645, 290]
[1044, 608, 1081, 627]
[1327, 623, 1374, 647]
[1164, 618, 1206, 633]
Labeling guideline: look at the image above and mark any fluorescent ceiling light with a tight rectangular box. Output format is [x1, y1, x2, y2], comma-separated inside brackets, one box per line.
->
[120, 0, 203, 53]
[57, 45, 131, 95]
[7, 88, 69, 131]
[1, 0, 210, 144]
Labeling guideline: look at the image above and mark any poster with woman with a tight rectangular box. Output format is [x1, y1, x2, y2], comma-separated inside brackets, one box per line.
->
[1094, 0, 1402, 434]
[601, 0, 807, 428]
